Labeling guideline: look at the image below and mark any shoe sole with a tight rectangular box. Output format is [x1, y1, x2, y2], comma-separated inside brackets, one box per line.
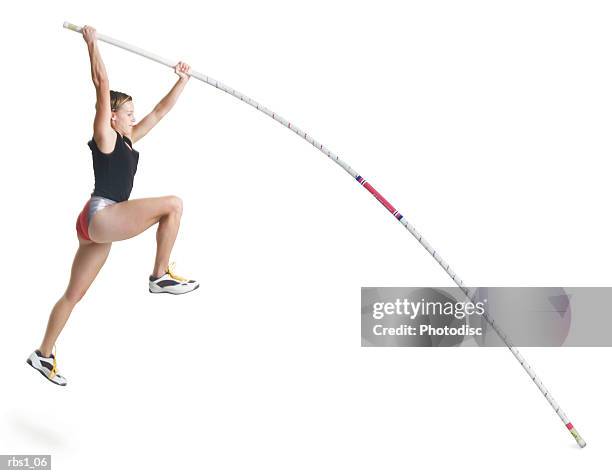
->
[149, 283, 200, 295]
[26, 358, 67, 386]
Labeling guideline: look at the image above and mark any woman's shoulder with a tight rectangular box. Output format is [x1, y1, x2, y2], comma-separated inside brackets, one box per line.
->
[88, 130, 120, 155]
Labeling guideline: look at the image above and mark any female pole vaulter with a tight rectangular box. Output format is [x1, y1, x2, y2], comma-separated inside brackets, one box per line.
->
[28, 25, 199, 386]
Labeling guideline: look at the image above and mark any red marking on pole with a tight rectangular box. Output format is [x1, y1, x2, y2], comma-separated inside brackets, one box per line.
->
[566, 423, 574, 430]
[363, 182, 396, 214]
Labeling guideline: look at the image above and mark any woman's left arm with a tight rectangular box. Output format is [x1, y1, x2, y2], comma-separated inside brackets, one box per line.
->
[132, 61, 191, 143]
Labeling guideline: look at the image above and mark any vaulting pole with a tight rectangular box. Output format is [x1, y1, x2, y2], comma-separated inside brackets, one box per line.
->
[63, 21, 586, 447]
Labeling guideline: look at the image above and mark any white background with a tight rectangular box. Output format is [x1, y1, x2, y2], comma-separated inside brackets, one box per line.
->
[1, 0, 610, 474]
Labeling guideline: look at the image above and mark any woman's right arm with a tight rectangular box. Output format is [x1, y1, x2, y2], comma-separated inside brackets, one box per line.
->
[82, 26, 115, 152]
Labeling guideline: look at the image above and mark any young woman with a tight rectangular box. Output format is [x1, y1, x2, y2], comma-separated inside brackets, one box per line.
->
[27, 25, 199, 386]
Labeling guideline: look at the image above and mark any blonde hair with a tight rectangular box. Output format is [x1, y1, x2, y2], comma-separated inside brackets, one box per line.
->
[110, 90, 132, 111]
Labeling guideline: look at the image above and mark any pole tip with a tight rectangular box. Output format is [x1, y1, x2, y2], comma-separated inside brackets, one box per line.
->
[567, 423, 587, 448]
[62, 21, 81, 32]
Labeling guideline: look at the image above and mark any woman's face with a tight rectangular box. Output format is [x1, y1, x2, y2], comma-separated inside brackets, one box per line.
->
[111, 101, 136, 134]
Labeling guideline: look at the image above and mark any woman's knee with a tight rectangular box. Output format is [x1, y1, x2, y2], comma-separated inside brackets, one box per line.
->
[64, 287, 87, 305]
[165, 195, 183, 216]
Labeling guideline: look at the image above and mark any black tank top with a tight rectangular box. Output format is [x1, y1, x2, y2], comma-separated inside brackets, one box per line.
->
[88, 131, 140, 202]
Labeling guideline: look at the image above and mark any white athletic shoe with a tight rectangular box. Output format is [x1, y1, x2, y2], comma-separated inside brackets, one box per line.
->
[27, 350, 68, 386]
[149, 262, 199, 295]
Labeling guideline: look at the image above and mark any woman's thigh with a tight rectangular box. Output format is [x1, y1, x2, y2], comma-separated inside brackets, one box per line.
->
[65, 238, 112, 302]
[88, 196, 178, 244]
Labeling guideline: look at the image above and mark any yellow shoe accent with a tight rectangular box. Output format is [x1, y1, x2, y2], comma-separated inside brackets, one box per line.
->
[167, 262, 188, 282]
[49, 345, 57, 380]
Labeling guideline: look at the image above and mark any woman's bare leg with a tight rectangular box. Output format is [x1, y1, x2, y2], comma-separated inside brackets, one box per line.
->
[39, 238, 112, 356]
[88, 195, 183, 277]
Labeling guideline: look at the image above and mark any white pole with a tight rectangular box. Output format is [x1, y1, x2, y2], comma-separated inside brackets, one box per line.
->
[63, 21, 587, 448]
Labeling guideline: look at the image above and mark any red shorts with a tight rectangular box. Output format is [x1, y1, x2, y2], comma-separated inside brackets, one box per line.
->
[75, 196, 118, 242]
[76, 199, 92, 241]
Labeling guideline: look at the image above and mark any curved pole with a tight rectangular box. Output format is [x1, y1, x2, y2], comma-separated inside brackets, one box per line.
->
[63, 21, 586, 448]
